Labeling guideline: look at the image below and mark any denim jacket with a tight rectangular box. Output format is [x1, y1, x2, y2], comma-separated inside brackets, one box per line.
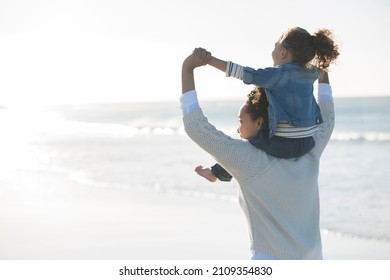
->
[243, 62, 323, 137]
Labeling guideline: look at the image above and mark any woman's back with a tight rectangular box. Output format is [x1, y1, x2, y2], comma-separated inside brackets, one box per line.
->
[182, 84, 334, 259]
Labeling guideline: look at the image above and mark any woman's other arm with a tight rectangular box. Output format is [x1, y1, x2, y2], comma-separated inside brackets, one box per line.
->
[311, 71, 335, 157]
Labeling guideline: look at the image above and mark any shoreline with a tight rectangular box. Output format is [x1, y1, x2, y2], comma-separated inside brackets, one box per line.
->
[1, 171, 389, 260]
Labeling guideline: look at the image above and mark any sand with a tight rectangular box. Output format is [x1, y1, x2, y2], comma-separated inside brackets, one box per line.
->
[1, 170, 390, 260]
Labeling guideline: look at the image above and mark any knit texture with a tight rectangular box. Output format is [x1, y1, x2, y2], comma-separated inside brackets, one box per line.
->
[183, 99, 334, 259]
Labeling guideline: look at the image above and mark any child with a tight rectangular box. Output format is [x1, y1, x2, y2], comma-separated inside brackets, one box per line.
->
[196, 27, 339, 182]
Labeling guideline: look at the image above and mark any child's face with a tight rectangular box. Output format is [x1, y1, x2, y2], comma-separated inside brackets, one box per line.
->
[271, 41, 286, 66]
[237, 104, 261, 139]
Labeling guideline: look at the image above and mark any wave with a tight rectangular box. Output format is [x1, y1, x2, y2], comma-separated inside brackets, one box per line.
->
[113, 126, 390, 143]
[18, 110, 389, 143]
[331, 131, 390, 142]
[321, 228, 390, 243]
[61, 123, 390, 143]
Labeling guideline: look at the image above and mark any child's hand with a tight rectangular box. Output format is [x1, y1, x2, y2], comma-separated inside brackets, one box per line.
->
[183, 48, 211, 70]
[193, 48, 212, 64]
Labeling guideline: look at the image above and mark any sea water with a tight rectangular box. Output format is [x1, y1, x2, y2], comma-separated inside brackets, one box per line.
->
[0, 97, 389, 241]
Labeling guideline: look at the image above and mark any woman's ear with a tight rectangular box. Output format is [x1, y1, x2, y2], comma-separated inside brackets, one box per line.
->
[258, 117, 264, 128]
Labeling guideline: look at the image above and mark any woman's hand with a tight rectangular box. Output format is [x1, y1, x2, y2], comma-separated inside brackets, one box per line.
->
[318, 70, 329, 84]
[182, 48, 211, 71]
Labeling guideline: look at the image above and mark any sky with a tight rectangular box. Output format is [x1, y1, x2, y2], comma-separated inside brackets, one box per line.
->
[0, 0, 389, 106]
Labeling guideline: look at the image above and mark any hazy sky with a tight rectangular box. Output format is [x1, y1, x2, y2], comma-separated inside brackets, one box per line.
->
[1, 0, 389, 106]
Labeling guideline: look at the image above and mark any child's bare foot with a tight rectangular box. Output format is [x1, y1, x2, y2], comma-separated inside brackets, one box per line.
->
[195, 165, 217, 182]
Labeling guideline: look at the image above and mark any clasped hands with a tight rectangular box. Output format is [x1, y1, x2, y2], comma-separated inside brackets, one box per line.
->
[182, 48, 211, 70]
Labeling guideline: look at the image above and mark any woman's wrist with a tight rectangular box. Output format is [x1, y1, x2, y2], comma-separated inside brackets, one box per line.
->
[180, 90, 199, 116]
[181, 59, 196, 93]
[318, 70, 329, 84]
[317, 83, 333, 101]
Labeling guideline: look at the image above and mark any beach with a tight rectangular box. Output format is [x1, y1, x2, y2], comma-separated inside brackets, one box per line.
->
[1, 168, 389, 260]
[1, 98, 390, 260]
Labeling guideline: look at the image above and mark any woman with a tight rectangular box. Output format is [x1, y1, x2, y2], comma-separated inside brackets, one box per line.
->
[195, 85, 268, 183]
[180, 48, 335, 260]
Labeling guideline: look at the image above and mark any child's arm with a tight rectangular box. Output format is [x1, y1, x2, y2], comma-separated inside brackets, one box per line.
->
[199, 48, 251, 82]
[210, 55, 246, 81]
[195, 48, 232, 75]
[208, 56, 228, 73]
[209, 55, 245, 80]
[202, 48, 279, 87]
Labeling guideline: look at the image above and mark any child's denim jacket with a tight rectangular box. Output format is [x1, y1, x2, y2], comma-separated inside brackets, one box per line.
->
[243, 62, 323, 137]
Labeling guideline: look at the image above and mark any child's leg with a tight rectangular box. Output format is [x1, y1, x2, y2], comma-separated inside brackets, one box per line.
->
[268, 136, 315, 158]
[195, 165, 217, 182]
[249, 128, 315, 159]
[195, 164, 233, 182]
[211, 163, 233, 182]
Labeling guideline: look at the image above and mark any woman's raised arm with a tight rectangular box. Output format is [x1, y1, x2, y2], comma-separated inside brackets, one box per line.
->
[181, 48, 211, 94]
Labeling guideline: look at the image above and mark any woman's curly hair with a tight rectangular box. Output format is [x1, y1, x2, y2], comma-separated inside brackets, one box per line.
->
[245, 86, 269, 124]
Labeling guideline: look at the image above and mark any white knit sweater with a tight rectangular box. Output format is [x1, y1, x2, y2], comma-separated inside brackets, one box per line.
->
[181, 84, 334, 259]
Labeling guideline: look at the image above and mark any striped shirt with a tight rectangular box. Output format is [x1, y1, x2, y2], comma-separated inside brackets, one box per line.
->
[275, 122, 318, 138]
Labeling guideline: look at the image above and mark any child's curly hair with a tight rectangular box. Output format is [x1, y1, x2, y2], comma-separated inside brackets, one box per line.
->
[280, 27, 340, 69]
[245, 86, 269, 124]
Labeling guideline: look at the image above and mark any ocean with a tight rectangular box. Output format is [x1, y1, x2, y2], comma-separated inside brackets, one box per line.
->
[1, 96, 389, 242]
